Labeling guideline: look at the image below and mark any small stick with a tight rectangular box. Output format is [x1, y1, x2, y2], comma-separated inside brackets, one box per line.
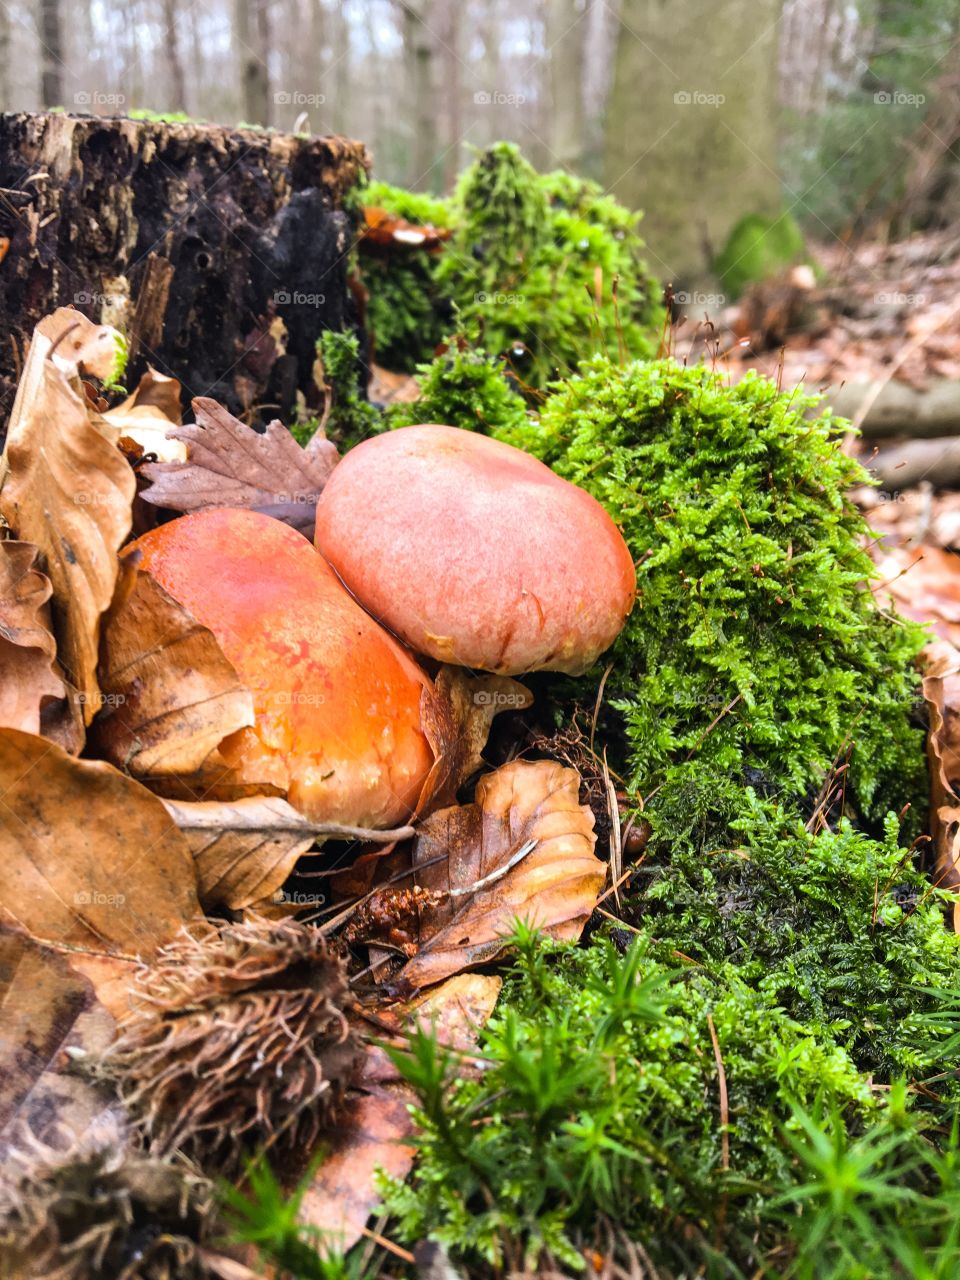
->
[706, 1013, 730, 1172]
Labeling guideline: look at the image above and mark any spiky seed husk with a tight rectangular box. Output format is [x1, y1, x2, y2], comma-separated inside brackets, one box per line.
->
[102, 916, 362, 1175]
[0, 1131, 216, 1280]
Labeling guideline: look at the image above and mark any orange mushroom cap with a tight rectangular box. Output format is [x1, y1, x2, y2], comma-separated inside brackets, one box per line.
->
[314, 425, 636, 676]
[131, 508, 434, 828]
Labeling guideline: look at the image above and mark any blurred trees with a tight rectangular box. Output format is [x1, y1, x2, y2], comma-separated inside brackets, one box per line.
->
[7, 0, 960, 276]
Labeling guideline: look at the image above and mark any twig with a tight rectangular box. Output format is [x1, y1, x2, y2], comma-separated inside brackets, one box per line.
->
[706, 1013, 730, 1172]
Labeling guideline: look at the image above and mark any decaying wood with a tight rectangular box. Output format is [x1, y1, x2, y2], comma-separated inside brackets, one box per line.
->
[0, 112, 370, 429]
[830, 379, 960, 439]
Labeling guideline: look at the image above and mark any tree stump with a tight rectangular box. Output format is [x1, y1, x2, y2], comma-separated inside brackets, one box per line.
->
[0, 113, 370, 426]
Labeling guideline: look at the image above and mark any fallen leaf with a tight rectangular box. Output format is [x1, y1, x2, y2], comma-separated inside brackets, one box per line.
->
[0, 541, 65, 736]
[139, 397, 338, 516]
[0, 311, 135, 723]
[299, 1086, 414, 1252]
[94, 564, 255, 781]
[0, 925, 119, 1156]
[301, 973, 500, 1252]
[103, 368, 186, 463]
[389, 759, 602, 991]
[360, 206, 451, 251]
[0, 728, 201, 1017]
[161, 795, 420, 912]
[417, 666, 533, 816]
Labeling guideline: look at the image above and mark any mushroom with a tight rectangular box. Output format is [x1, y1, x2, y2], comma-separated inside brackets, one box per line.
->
[314, 424, 636, 676]
[130, 508, 435, 828]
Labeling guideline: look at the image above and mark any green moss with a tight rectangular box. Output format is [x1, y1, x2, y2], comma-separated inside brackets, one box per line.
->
[437, 144, 663, 387]
[360, 181, 453, 370]
[359, 145, 664, 384]
[380, 917, 960, 1275]
[291, 330, 380, 453]
[386, 337, 530, 436]
[498, 356, 926, 834]
[714, 210, 807, 297]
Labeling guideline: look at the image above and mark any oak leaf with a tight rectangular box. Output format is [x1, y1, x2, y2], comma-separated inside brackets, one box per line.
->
[139, 397, 338, 517]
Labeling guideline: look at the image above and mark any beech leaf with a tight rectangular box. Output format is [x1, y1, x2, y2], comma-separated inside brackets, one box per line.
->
[0, 540, 65, 736]
[0, 728, 201, 1017]
[139, 396, 338, 518]
[395, 759, 603, 991]
[95, 563, 255, 780]
[0, 926, 119, 1155]
[0, 310, 135, 723]
[301, 974, 500, 1252]
[102, 367, 186, 462]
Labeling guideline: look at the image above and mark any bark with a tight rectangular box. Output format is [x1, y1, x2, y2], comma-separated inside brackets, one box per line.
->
[604, 0, 783, 283]
[0, 112, 369, 428]
[0, 3, 10, 110]
[38, 0, 64, 108]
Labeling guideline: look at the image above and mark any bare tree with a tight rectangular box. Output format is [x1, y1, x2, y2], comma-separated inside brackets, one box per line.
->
[398, 0, 439, 188]
[546, 0, 586, 169]
[161, 0, 188, 113]
[237, 0, 271, 124]
[39, 0, 63, 107]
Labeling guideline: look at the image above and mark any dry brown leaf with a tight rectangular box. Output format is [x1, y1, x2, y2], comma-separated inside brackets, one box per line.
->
[0, 540, 65, 736]
[0, 728, 201, 1017]
[417, 666, 533, 816]
[298, 1086, 415, 1252]
[301, 973, 500, 1252]
[162, 795, 420, 912]
[94, 564, 255, 781]
[0, 311, 135, 723]
[139, 396, 338, 515]
[103, 368, 186, 463]
[0, 925, 119, 1155]
[394, 759, 602, 991]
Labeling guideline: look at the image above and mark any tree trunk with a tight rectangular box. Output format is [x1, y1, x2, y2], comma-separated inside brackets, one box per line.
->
[604, 0, 783, 285]
[546, 0, 585, 170]
[0, 112, 369, 427]
[39, 0, 64, 108]
[399, 0, 438, 190]
[237, 0, 271, 124]
[161, 0, 188, 114]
